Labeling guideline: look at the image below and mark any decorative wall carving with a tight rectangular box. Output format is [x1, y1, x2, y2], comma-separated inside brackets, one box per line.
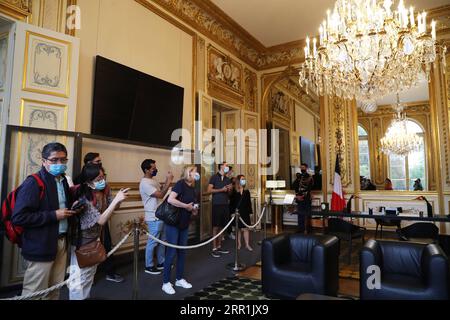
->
[244, 68, 257, 112]
[0, 0, 32, 21]
[327, 96, 353, 187]
[271, 90, 290, 118]
[207, 45, 244, 106]
[23, 31, 71, 97]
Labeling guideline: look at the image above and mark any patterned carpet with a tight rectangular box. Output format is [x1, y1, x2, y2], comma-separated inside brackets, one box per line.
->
[184, 276, 270, 300]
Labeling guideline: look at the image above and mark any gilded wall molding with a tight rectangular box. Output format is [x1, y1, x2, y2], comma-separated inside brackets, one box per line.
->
[145, 1, 450, 70]
[207, 45, 244, 107]
[0, 0, 32, 21]
[327, 96, 353, 188]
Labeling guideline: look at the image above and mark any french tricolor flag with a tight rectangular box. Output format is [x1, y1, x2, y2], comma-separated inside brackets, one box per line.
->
[331, 154, 346, 211]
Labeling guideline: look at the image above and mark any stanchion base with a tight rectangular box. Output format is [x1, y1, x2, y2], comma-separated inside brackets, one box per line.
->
[226, 262, 246, 272]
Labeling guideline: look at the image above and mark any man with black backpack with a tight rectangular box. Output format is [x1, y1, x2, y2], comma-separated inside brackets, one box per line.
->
[11, 143, 76, 300]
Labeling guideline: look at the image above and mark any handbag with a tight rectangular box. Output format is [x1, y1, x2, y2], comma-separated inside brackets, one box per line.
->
[155, 199, 180, 226]
[155, 188, 180, 226]
[75, 238, 107, 268]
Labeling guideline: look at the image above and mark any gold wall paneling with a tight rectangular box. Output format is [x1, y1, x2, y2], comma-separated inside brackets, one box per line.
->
[326, 96, 354, 188]
[244, 68, 257, 112]
[0, 0, 32, 22]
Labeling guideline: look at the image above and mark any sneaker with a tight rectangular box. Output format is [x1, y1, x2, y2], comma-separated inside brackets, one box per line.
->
[162, 282, 176, 295]
[175, 279, 192, 289]
[145, 266, 162, 275]
[106, 273, 124, 283]
[156, 263, 164, 270]
[216, 247, 230, 254]
[211, 249, 221, 258]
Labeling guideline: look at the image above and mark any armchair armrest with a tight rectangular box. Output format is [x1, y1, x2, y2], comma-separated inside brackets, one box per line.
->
[421, 244, 449, 297]
[311, 235, 340, 296]
[360, 239, 382, 299]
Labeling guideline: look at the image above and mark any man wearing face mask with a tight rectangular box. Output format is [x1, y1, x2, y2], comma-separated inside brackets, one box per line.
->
[295, 163, 314, 234]
[208, 162, 233, 258]
[140, 159, 174, 274]
[12, 143, 76, 300]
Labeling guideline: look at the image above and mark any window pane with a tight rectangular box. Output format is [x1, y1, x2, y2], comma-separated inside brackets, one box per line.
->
[359, 139, 370, 178]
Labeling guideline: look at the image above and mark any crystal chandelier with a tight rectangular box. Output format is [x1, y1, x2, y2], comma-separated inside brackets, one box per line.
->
[380, 94, 422, 156]
[299, 0, 446, 104]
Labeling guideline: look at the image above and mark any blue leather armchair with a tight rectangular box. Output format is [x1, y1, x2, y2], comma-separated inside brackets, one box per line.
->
[360, 239, 449, 300]
[262, 234, 340, 299]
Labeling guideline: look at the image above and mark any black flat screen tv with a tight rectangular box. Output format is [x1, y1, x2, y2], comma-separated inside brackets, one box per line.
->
[92, 56, 184, 148]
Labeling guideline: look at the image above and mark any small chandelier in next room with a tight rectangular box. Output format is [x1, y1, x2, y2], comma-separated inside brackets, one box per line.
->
[298, 0, 446, 104]
[380, 94, 422, 157]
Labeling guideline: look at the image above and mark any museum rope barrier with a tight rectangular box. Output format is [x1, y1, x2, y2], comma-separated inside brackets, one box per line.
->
[141, 204, 268, 250]
[141, 214, 236, 249]
[0, 230, 133, 301]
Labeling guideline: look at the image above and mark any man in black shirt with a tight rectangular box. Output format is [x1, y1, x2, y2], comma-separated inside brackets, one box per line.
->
[208, 163, 233, 257]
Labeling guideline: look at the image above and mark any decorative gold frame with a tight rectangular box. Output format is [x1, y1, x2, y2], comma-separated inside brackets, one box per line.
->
[14, 98, 68, 187]
[22, 31, 72, 98]
[0, 0, 32, 22]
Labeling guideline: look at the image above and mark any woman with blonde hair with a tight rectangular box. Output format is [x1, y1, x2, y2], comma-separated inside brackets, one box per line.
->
[162, 165, 200, 295]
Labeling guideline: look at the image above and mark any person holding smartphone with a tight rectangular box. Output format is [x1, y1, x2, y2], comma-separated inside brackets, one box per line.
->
[68, 164, 129, 300]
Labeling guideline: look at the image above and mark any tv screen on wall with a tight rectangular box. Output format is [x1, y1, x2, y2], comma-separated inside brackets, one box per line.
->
[91, 56, 184, 148]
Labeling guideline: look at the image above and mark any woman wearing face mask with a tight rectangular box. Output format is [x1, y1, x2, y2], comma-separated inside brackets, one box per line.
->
[68, 164, 129, 300]
[162, 165, 200, 295]
[230, 175, 253, 251]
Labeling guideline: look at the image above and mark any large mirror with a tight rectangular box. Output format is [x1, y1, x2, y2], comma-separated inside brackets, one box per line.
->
[357, 75, 433, 192]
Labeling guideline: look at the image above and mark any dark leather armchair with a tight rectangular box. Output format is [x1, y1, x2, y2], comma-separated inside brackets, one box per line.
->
[327, 218, 366, 264]
[262, 234, 340, 299]
[360, 239, 449, 300]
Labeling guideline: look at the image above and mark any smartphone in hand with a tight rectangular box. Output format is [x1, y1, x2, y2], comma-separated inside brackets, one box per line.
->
[71, 198, 87, 211]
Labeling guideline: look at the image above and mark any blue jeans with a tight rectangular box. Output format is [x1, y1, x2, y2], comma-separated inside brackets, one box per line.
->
[145, 220, 165, 268]
[163, 224, 189, 284]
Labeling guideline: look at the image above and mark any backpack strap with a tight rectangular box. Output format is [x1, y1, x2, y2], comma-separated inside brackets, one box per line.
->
[30, 174, 45, 200]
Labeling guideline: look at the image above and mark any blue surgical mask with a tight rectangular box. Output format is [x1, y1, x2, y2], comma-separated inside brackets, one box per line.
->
[240, 179, 246, 187]
[93, 179, 106, 191]
[194, 172, 201, 181]
[152, 169, 158, 177]
[48, 164, 67, 176]
[223, 166, 230, 174]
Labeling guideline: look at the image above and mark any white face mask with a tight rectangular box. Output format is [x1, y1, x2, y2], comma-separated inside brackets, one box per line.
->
[223, 166, 230, 174]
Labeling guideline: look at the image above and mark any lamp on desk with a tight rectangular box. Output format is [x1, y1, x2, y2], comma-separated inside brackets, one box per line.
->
[265, 180, 286, 205]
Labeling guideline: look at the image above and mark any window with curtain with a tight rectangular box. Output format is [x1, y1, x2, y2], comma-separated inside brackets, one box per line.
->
[388, 120, 426, 191]
[358, 125, 370, 179]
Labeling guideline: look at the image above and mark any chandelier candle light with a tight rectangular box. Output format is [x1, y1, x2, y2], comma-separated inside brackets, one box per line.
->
[299, 0, 445, 105]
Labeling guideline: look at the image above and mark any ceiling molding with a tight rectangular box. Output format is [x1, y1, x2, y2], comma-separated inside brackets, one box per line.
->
[142, 1, 450, 71]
